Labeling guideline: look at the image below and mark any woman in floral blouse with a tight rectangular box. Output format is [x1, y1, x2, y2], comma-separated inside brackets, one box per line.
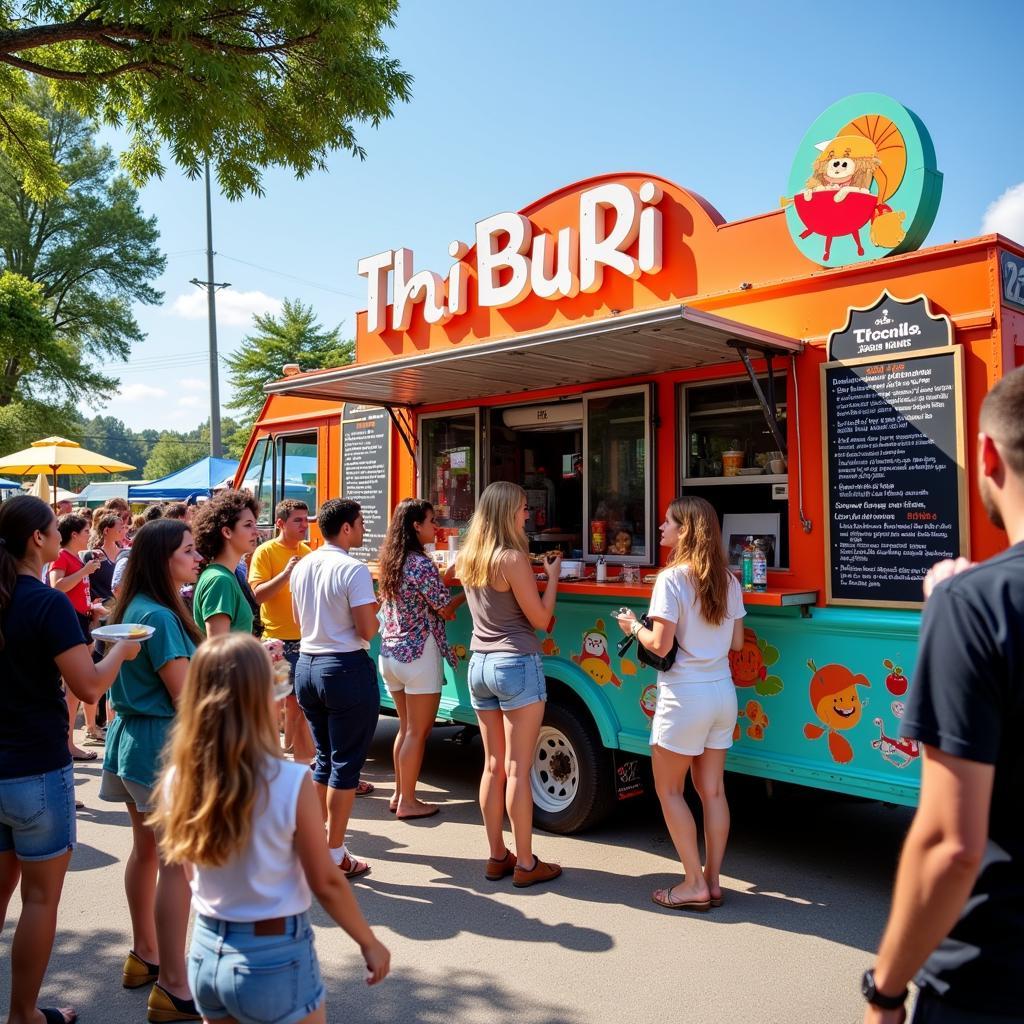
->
[377, 499, 461, 820]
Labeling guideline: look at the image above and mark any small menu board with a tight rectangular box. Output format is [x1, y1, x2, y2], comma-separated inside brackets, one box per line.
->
[340, 403, 391, 563]
[822, 293, 967, 608]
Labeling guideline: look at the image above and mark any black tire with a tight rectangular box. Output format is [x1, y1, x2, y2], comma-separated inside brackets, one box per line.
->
[532, 699, 616, 835]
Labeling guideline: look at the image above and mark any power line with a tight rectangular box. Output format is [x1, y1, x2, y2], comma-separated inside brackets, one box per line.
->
[218, 252, 362, 300]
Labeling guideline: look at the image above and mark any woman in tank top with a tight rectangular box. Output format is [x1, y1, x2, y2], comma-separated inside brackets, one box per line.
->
[456, 481, 563, 888]
[150, 633, 390, 1024]
[615, 497, 746, 912]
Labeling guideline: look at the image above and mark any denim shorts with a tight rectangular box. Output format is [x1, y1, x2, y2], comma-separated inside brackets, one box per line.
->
[188, 912, 324, 1024]
[468, 652, 547, 712]
[0, 763, 76, 861]
[295, 650, 379, 790]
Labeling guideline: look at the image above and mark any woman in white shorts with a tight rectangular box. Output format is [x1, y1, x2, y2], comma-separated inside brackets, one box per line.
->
[616, 497, 745, 912]
[377, 499, 461, 820]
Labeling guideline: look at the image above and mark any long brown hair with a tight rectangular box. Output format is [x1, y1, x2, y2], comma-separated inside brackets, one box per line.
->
[149, 633, 282, 866]
[111, 519, 203, 645]
[456, 482, 527, 588]
[377, 498, 433, 601]
[0, 496, 55, 651]
[663, 497, 732, 626]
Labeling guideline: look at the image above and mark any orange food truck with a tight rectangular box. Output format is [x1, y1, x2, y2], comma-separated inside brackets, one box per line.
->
[236, 93, 1024, 832]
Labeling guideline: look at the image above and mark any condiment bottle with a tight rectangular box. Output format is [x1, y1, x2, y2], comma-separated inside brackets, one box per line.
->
[596, 556, 607, 582]
[741, 537, 754, 592]
[752, 539, 768, 592]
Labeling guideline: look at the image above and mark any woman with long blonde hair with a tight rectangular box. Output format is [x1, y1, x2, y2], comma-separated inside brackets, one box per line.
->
[151, 634, 389, 1024]
[456, 481, 562, 888]
[615, 497, 745, 912]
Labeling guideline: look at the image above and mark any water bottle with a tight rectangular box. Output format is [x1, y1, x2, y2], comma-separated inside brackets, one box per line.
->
[741, 538, 753, 592]
[596, 556, 607, 582]
[752, 539, 768, 592]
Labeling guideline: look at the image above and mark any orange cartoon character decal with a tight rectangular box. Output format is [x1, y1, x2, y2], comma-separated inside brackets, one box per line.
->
[734, 699, 770, 742]
[803, 660, 870, 764]
[572, 620, 621, 687]
[729, 627, 784, 696]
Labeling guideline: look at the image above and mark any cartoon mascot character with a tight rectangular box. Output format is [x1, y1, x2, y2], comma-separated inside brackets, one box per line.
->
[572, 620, 621, 687]
[803, 659, 870, 764]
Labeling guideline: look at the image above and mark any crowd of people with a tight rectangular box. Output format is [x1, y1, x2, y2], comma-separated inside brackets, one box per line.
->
[1, 366, 1022, 1024]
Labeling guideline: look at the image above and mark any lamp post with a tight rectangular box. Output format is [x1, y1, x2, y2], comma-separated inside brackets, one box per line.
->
[190, 157, 230, 458]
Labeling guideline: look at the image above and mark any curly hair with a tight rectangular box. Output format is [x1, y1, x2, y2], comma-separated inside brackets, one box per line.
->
[190, 490, 260, 561]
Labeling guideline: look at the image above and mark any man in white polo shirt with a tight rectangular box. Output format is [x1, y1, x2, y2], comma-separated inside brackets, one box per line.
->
[290, 498, 380, 878]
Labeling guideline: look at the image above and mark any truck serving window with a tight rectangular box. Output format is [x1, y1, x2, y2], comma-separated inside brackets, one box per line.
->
[420, 411, 478, 531]
[583, 386, 652, 563]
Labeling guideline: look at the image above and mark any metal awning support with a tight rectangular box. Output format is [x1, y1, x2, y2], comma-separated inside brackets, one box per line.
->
[386, 406, 418, 464]
[728, 341, 788, 456]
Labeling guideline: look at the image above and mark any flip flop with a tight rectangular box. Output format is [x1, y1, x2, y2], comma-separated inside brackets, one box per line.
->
[710, 894, 724, 908]
[355, 780, 375, 796]
[71, 750, 98, 762]
[340, 854, 371, 879]
[651, 888, 712, 912]
[40, 1009, 76, 1024]
[396, 806, 440, 821]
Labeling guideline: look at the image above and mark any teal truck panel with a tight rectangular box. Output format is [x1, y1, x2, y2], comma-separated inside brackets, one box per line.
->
[375, 591, 923, 806]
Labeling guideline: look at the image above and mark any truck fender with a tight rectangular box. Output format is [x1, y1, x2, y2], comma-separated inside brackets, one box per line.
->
[541, 656, 622, 750]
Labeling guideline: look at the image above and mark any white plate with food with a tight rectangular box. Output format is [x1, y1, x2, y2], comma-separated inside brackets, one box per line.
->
[91, 623, 156, 642]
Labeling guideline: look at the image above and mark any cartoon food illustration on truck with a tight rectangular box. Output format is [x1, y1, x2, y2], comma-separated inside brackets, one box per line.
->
[729, 627, 783, 696]
[803, 659, 870, 764]
[572, 620, 621, 687]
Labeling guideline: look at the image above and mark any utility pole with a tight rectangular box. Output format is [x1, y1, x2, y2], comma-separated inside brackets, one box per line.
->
[190, 157, 230, 458]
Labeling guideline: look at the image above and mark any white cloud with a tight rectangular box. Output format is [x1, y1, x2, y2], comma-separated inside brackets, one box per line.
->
[982, 182, 1024, 243]
[178, 377, 207, 392]
[168, 288, 283, 327]
[119, 383, 168, 402]
[177, 395, 201, 408]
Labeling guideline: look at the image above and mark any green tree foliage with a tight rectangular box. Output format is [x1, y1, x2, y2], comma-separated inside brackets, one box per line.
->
[0, 2, 412, 201]
[143, 432, 198, 480]
[225, 298, 353, 424]
[0, 395, 82, 458]
[0, 83, 164, 406]
[81, 414, 146, 473]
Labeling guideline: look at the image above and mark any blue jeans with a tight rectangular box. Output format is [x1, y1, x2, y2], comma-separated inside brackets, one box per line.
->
[0, 763, 76, 861]
[468, 652, 547, 712]
[295, 650, 379, 790]
[188, 912, 324, 1024]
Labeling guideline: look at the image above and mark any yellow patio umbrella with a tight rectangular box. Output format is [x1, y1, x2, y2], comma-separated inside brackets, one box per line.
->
[0, 436, 134, 510]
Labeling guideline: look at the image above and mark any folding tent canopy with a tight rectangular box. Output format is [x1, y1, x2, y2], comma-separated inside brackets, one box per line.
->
[76, 480, 149, 507]
[128, 457, 239, 502]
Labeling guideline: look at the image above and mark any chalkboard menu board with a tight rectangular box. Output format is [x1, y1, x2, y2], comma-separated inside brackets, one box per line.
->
[822, 347, 967, 607]
[341, 403, 391, 563]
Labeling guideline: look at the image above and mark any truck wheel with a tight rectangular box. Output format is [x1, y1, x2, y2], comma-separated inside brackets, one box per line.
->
[532, 700, 615, 835]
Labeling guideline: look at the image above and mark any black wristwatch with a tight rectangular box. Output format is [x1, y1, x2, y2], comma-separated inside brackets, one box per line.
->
[861, 968, 908, 1009]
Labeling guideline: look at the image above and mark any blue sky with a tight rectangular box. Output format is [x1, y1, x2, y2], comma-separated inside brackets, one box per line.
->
[97, 0, 1024, 434]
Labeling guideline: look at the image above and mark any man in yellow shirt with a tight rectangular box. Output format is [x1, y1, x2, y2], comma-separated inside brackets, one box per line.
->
[249, 499, 314, 761]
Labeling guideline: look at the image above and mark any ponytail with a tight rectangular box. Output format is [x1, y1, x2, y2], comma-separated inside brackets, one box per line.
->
[0, 496, 56, 651]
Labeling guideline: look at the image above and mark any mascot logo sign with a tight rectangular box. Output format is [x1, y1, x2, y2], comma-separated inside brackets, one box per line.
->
[782, 93, 942, 268]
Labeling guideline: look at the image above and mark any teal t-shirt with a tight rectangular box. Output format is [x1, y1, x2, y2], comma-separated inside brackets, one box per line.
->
[193, 563, 254, 635]
[103, 593, 196, 789]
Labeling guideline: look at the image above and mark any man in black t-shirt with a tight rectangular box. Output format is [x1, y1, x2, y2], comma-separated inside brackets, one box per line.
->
[863, 368, 1024, 1023]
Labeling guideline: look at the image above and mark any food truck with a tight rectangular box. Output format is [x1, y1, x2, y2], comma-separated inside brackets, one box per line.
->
[236, 93, 1024, 832]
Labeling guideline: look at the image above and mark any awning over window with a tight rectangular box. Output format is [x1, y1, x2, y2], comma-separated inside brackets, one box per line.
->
[264, 305, 803, 408]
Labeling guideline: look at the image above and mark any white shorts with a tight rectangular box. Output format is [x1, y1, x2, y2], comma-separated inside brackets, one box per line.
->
[649, 676, 738, 756]
[379, 634, 444, 695]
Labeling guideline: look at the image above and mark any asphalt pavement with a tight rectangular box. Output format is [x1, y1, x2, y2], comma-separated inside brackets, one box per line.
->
[1, 718, 915, 1024]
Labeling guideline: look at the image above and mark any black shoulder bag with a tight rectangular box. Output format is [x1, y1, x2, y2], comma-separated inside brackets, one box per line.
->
[616, 614, 678, 672]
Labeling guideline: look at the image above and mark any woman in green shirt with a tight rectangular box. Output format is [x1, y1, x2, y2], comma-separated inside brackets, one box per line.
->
[190, 490, 260, 637]
[99, 519, 204, 1022]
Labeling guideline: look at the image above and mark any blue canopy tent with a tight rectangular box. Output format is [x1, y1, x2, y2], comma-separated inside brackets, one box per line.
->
[128, 457, 239, 503]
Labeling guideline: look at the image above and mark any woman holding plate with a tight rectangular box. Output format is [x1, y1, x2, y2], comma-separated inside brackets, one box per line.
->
[0, 495, 139, 1024]
[614, 497, 746, 913]
[99, 519, 205, 1022]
